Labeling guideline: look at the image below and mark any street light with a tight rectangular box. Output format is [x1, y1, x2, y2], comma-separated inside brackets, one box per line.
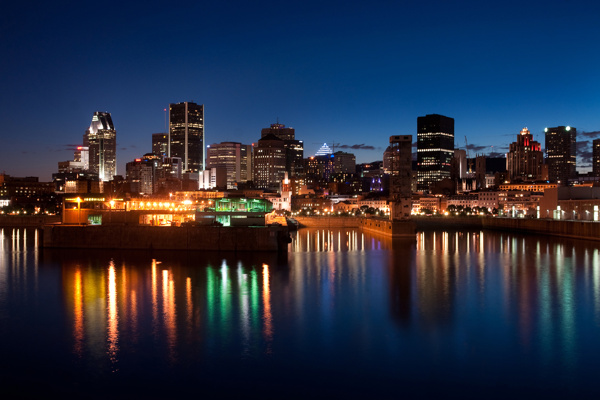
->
[109, 200, 115, 224]
[76, 197, 82, 225]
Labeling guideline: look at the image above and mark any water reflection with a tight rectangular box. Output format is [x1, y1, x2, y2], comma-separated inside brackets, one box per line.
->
[3, 228, 600, 396]
[50, 249, 283, 368]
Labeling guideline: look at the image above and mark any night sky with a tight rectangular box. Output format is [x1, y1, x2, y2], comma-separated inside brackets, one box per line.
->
[2, 0, 599, 180]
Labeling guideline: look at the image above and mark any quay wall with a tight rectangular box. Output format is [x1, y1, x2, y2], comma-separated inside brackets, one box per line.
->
[294, 216, 415, 237]
[482, 217, 600, 242]
[359, 218, 416, 237]
[0, 215, 61, 227]
[295, 215, 600, 241]
[43, 225, 289, 252]
[294, 216, 359, 228]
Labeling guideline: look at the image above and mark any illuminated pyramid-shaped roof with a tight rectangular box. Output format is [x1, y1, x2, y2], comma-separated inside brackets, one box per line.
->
[315, 143, 332, 156]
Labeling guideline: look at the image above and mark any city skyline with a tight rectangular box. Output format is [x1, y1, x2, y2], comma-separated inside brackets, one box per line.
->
[2, 0, 600, 180]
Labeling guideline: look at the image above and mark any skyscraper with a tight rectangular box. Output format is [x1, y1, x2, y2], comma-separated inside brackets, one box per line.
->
[416, 114, 454, 192]
[253, 134, 286, 189]
[593, 139, 600, 177]
[545, 126, 576, 185]
[261, 123, 304, 176]
[507, 127, 543, 182]
[85, 111, 117, 181]
[152, 133, 168, 157]
[389, 135, 413, 220]
[207, 142, 253, 189]
[169, 102, 204, 173]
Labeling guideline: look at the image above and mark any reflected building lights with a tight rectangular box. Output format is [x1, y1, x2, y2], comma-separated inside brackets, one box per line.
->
[73, 268, 84, 356]
[186, 277, 193, 330]
[107, 261, 119, 370]
[262, 264, 273, 349]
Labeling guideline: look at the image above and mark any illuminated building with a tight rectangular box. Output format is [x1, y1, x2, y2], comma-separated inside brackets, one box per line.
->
[594, 139, 600, 177]
[417, 114, 454, 193]
[261, 123, 303, 177]
[389, 135, 413, 219]
[207, 142, 253, 189]
[545, 125, 576, 185]
[333, 151, 356, 174]
[315, 143, 332, 156]
[195, 197, 273, 226]
[126, 155, 158, 195]
[253, 134, 286, 189]
[85, 112, 117, 181]
[506, 127, 544, 182]
[152, 133, 168, 157]
[169, 102, 204, 173]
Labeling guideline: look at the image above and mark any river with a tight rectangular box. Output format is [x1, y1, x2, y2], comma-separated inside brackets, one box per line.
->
[1, 227, 600, 398]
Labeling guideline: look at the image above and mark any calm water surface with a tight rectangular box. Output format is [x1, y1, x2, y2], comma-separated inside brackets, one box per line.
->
[1, 227, 600, 398]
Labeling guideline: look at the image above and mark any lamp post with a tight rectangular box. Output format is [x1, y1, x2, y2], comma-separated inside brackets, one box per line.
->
[76, 197, 82, 225]
[109, 200, 115, 224]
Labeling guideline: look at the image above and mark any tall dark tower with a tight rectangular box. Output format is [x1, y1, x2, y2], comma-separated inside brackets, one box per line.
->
[169, 102, 204, 173]
[545, 125, 576, 185]
[507, 128, 543, 182]
[261, 122, 304, 177]
[416, 114, 454, 192]
[594, 139, 600, 177]
[152, 133, 168, 157]
[85, 111, 117, 181]
[389, 135, 413, 220]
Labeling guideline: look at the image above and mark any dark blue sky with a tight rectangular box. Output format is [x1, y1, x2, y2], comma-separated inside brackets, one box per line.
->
[2, 0, 599, 180]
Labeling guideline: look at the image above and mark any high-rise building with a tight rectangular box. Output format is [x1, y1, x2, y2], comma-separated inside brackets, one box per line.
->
[253, 134, 286, 189]
[85, 112, 117, 181]
[261, 123, 295, 141]
[169, 102, 204, 173]
[315, 143, 333, 156]
[152, 133, 168, 157]
[594, 139, 600, 177]
[389, 135, 413, 220]
[416, 114, 454, 192]
[545, 126, 576, 185]
[332, 151, 356, 174]
[207, 142, 253, 189]
[261, 122, 303, 176]
[126, 158, 154, 195]
[506, 127, 544, 182]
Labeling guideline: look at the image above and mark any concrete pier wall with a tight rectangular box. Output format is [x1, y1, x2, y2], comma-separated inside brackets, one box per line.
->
[0, 215, 61, 227]
[294, 216, 415, 237]
[482, 217, 600, 241]
[294, 216, 359, 228]
[43, 225, 290, 252]
[295, 215, 600, 241]
[359, 218, 416, 237]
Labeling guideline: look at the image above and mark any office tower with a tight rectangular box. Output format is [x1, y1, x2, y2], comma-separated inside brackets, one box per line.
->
[594, 139, 600, 177]
[85, 111, 117, 181]
[207, 142, 253, 189]
[152, 133, 169, 157]
[261, 122, 303, 176]
[332, 151, 356, 174]
[261, 122, 295, 141]
[506, 127, 543, 182]
[315, 143, 333, 156]
[389, 135, 413, 220]
[253, 134, 286, 189]
[545, 126, 576, 185]
[169, 102, 204, 173]
[416, 114, 454, 192]
[383, 146, 393, 174]
[126, 158, 154, 195]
